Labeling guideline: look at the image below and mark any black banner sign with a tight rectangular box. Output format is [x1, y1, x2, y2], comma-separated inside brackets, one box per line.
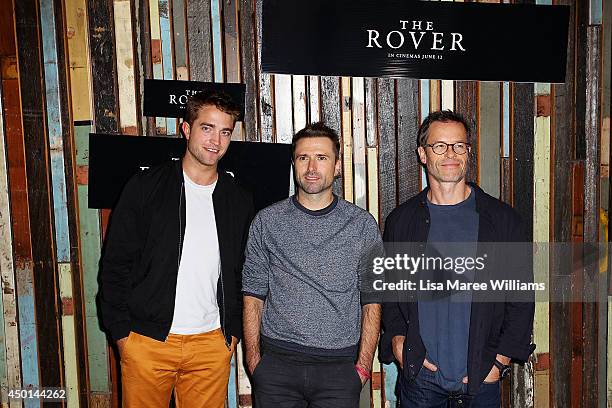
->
[88, 134, 292, 211]
[143, 79, 246, 119]
[262, 0, 569, 83]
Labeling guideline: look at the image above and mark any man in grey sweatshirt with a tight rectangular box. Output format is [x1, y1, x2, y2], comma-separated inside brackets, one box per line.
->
[242, 122, 383, 407]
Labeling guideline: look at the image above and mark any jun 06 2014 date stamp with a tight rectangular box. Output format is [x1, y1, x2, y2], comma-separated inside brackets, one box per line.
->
[2, 387, 67, 402]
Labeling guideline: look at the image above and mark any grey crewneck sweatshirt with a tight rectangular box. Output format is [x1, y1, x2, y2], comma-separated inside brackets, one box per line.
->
[242, 195, 383, 356]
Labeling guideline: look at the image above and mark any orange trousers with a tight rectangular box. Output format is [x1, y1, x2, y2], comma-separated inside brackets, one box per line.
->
[120, 328, 233, 408]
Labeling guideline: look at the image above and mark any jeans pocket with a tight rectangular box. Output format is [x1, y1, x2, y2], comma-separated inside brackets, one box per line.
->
[252, 354, 266, 378]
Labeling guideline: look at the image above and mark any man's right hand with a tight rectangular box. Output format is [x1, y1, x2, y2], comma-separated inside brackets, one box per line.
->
[246, 353, 261, 375]
[392, 335, 405, 368]
[117, 335, 129, 357]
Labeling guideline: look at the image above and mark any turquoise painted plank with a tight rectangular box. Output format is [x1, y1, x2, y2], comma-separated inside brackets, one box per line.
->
[41, 0, 71, 262]
[590, 0, 602, 25]
[503, 82, 510, 158]
[383, 363, 399, 407]
[16, 264, 40, 408]
[420, 79, 429, 189]
[211, 0, 224, 82]
[75, 125, 109, 392]
[227, 354, 237, 407]
[159, 0, 177, 134]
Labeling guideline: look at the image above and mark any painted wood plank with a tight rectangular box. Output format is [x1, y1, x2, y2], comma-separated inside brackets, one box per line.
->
[320, 76, 343, 197]
[15, 0, 64, 392]
[377, 78, 396, 230]
[582, 25, 602, 408]
[187, 0, 213, 82]
[352, 77, 367, 210]
[87, 0, 120, 133]
[239, 0, 258, 141]
[2, 58, 39, 408]
[58, 1, 90, 404]
[550, 1, 577, 404]
[40, 0, 81, 406]
[236, 340, 252, 407]
[309, 76, 321, 123]
[293, 75, 307, 133]
[440, 80, 454, 111]
[365, 78, 376, 148]
[65, 0, 92, 122]
[455, 81, 478, 184]
[173, 0, 189, 80]
[0, 74, 22, 408]
[149, 0, 166, 134]
[74, 125, 110, 397]
[255, 0, 273, 142]
[211, 0, 224, 82]
[420, 79, 430, 191]
[222, 0, 242, 141]
[502, 82, 510, 158]
[478, 82, 501, 198]
[134, 0, 155, 135]
[227, 353, 238, 408]
[113, 0, 139, 135]
[364, 78, 378, 218]
[383, 363, 398, 407]
[274, 74, 293, 143]
[367, 148, 379, 222]
[159, 0, 178, 135]
[341, 77, 354, 203]
[396, 78, 420, 205]
[511, 82, 535, 408]
[429, 80, 441, 113]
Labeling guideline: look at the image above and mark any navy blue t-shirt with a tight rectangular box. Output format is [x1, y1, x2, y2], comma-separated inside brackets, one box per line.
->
[418, 188, 478, 391]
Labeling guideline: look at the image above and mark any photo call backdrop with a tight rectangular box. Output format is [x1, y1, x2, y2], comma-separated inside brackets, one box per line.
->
[0, 0, 611, 407]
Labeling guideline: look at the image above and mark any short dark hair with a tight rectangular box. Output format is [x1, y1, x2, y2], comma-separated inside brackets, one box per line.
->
[183, 90, 241, 126]
[291, 122, 341, 159]
[417, 110, 472, 147]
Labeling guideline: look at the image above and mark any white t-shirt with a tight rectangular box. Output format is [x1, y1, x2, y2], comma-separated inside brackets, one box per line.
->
[169, 173, 221, 334]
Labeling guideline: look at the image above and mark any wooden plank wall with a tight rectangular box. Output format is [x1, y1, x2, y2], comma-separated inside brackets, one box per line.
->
[0, 0, 610, 407]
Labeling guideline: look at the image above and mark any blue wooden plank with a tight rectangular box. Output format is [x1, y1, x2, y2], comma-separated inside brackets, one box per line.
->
[16, 264, 40, 408]
[227, 353, 237, 407]
[159, 0, 177, 134]
[420, 79, 429, 190]
[211, 0, 224, 82]
[503, 82, 510, 158]
[41, 0, 71, 263]
[383, 363, 398, 407]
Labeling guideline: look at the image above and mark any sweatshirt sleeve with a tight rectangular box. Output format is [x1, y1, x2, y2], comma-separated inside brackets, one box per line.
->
[241, 213, 271, 300]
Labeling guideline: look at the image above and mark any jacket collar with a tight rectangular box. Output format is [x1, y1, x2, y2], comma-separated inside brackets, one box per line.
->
[174, 158, 232, 195]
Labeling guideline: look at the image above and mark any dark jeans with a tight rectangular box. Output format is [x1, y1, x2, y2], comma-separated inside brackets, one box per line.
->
[399, 367, 501, 408]
[252, 352, 363, 408]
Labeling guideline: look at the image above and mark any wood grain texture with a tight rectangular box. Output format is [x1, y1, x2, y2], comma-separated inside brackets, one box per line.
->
[65, 0, 92, 122]
[293, 75, 307, 133]
[239, 0, 258, 141]
[455, 81, 478, 184]
[396, 78, 420, 204]
[551, 1, 576, 404]
[187, 0, 213, 81]
[134, 0, 154, 135]
[309, 76, 321, 123]
[581, 25, 602, 408]
[274, 74, 293, 143]
[255, 0, 272, 142]
[15, 0, 64, 393]
[211, 0, 224, 82]
[113, 0, 138, 135]
[320, 76, 343, 197]
[377, 78, 396, 230]
[352, 77, 367, 210]
[223, 0, 240, 83]
[341, 77, 353, 202]
[478, 82, 501, 198]
[173, 0, 189, 80]
[159, 0, 177, 135]
[0, 74, 22, 408]
[87, 0, 120, 133]
[149, 0, 166, 134]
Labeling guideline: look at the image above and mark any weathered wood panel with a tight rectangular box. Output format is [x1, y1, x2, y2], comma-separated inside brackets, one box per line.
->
[239, 0, 257, 141]
[455, 81, 478, 183]
[478, 83, 501, 197]
[396, 78, 420, 204]
[320, 76, 343, 196]
[187, 0, 213, 82]
[15, 0, 64, 394]
[378, 78, 396, 229]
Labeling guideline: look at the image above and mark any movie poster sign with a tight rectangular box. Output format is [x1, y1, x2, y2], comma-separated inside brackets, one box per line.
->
[143, 79, 246, 119]
[262, 0, 569, 83]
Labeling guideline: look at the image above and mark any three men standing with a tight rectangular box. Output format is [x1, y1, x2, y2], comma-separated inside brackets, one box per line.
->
[100, 91, 254, 407]
[381, 110, 535, 407]
[242, 123, 383, 407]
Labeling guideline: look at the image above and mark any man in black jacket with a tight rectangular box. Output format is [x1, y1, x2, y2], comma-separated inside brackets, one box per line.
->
[380, 110, 535, 407]
[100, 91, 254, 408]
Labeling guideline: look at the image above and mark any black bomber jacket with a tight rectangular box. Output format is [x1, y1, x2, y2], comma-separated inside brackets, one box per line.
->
[99, 160, 254, 346]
